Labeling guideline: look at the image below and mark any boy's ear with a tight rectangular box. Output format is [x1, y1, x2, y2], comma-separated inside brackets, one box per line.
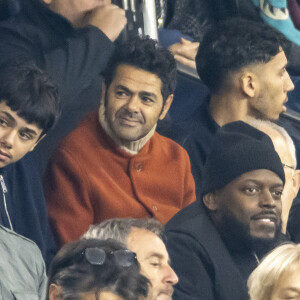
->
[29, 134, 46, 152]
[202, 193, 218, 211]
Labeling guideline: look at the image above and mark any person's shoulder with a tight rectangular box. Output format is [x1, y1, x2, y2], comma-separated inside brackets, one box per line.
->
[166, 200, 206, 233]
[58, 111, 99, 149]
[154, 131, 190, 156]
[0, 225, 42, 254]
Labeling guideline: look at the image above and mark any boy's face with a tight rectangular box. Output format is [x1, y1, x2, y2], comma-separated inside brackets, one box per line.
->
[0, 101, 44, 168]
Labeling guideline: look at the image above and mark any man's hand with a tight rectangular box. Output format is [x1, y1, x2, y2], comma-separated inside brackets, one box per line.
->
[169, 38, 200, 69]
[85, 4, 127, 41]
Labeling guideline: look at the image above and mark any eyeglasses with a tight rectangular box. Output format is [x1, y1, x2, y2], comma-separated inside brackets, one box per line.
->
[282, 163, 296, 170]
[81, 248, 137, 268]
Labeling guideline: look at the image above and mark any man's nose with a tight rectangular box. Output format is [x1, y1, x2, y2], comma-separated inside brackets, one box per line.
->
[164, 265, 179, 285]
[260, 191, 276, 208]
[285, 73, 295, 92]
[125, 95, 139, 113]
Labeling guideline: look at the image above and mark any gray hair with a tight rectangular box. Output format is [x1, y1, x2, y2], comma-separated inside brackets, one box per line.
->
[82, 218, 164, 244]
[247, 118, 297, 168]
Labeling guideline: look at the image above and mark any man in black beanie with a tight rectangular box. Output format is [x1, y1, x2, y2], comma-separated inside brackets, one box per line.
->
[165, 121, 288, 300]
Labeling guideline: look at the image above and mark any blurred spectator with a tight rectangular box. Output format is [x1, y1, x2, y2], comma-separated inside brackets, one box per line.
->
[0, 225, 46, 299]
[248, 243, 300, 300]
[48, 238, 149, 300]
[166, 122, 288, 300]
[251, 0, 300, 47]
[83, 218, 178, 300]
[44, 37, 195, 246]
[161, 0, 300, 75]
[288, 0, 300, 30]
[166, 0, 213, 41]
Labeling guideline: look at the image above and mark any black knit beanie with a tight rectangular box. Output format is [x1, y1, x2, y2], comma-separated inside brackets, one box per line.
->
[201, 121, 285, 196]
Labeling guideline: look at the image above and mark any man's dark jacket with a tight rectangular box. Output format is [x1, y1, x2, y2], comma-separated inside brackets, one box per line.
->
[0, 0, 114, 265]
[165, 200, 287, 300]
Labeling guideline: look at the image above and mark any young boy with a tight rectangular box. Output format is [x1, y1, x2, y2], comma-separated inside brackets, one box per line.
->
[0, 62, 61, 265]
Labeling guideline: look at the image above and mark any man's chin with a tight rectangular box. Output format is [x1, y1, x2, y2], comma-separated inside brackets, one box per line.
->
[156, 294, 172, 300]
[155, 289, 174, 300]
[251, 228, 282, 252]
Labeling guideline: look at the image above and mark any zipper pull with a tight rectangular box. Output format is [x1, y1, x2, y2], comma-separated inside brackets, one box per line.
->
[0, 175, 7, 193]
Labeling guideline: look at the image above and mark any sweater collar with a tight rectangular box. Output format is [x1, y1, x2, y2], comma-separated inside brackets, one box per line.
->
[98, 100, 156, 155]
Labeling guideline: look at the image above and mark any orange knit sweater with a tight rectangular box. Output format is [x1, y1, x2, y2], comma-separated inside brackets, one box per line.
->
[44, 112, 196, 246]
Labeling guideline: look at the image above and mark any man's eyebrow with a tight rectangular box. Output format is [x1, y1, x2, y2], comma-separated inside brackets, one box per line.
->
[146, 252, 172, 264]
[281, 287, 300, 293]
[116, 85, 132, 93]
[140, 91, 157, 100]
[116, 85, 158, 100]
[272, 183, 284, 188]
[146, 252, 164, 260]
[241, 180, 283, 187]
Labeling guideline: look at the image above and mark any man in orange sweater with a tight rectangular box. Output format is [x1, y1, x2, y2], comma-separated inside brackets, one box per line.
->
[44, 37, 196, 247]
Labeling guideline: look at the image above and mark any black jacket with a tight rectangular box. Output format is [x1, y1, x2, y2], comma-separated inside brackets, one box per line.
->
[0, 0, 114, 265]
[165, 200, 288, 300]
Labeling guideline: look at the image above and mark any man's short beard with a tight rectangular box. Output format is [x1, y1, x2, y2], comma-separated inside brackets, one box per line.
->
[214, 211, 282, 250]
[249, 91, 279, 122]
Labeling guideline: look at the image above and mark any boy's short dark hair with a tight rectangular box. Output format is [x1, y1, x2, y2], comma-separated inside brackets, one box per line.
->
[48, 238, 150, 300]
[0, 62, 61, 136]
[102, 36, 177, 103]
[196, 18, 290, 93]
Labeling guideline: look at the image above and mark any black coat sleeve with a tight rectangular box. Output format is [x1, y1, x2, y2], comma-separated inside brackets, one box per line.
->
[182, 132, 209, 198]
[0, 25, 114, 107]
[166, 230, 216, 300]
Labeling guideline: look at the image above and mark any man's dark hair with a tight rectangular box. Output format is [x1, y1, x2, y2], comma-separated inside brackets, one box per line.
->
[102, 36, 177, 102]
[0, 62, 61, 136]
[196, 18, 291, 93]
[47, 238, 149, 300]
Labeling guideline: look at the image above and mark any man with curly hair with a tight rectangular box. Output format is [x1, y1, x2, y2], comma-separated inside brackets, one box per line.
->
[44, 37, 196, 247]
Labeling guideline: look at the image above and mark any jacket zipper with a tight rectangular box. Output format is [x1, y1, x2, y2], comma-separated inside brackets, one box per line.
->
[0, 175, 13, 230]
[253, 251, 260, 265]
